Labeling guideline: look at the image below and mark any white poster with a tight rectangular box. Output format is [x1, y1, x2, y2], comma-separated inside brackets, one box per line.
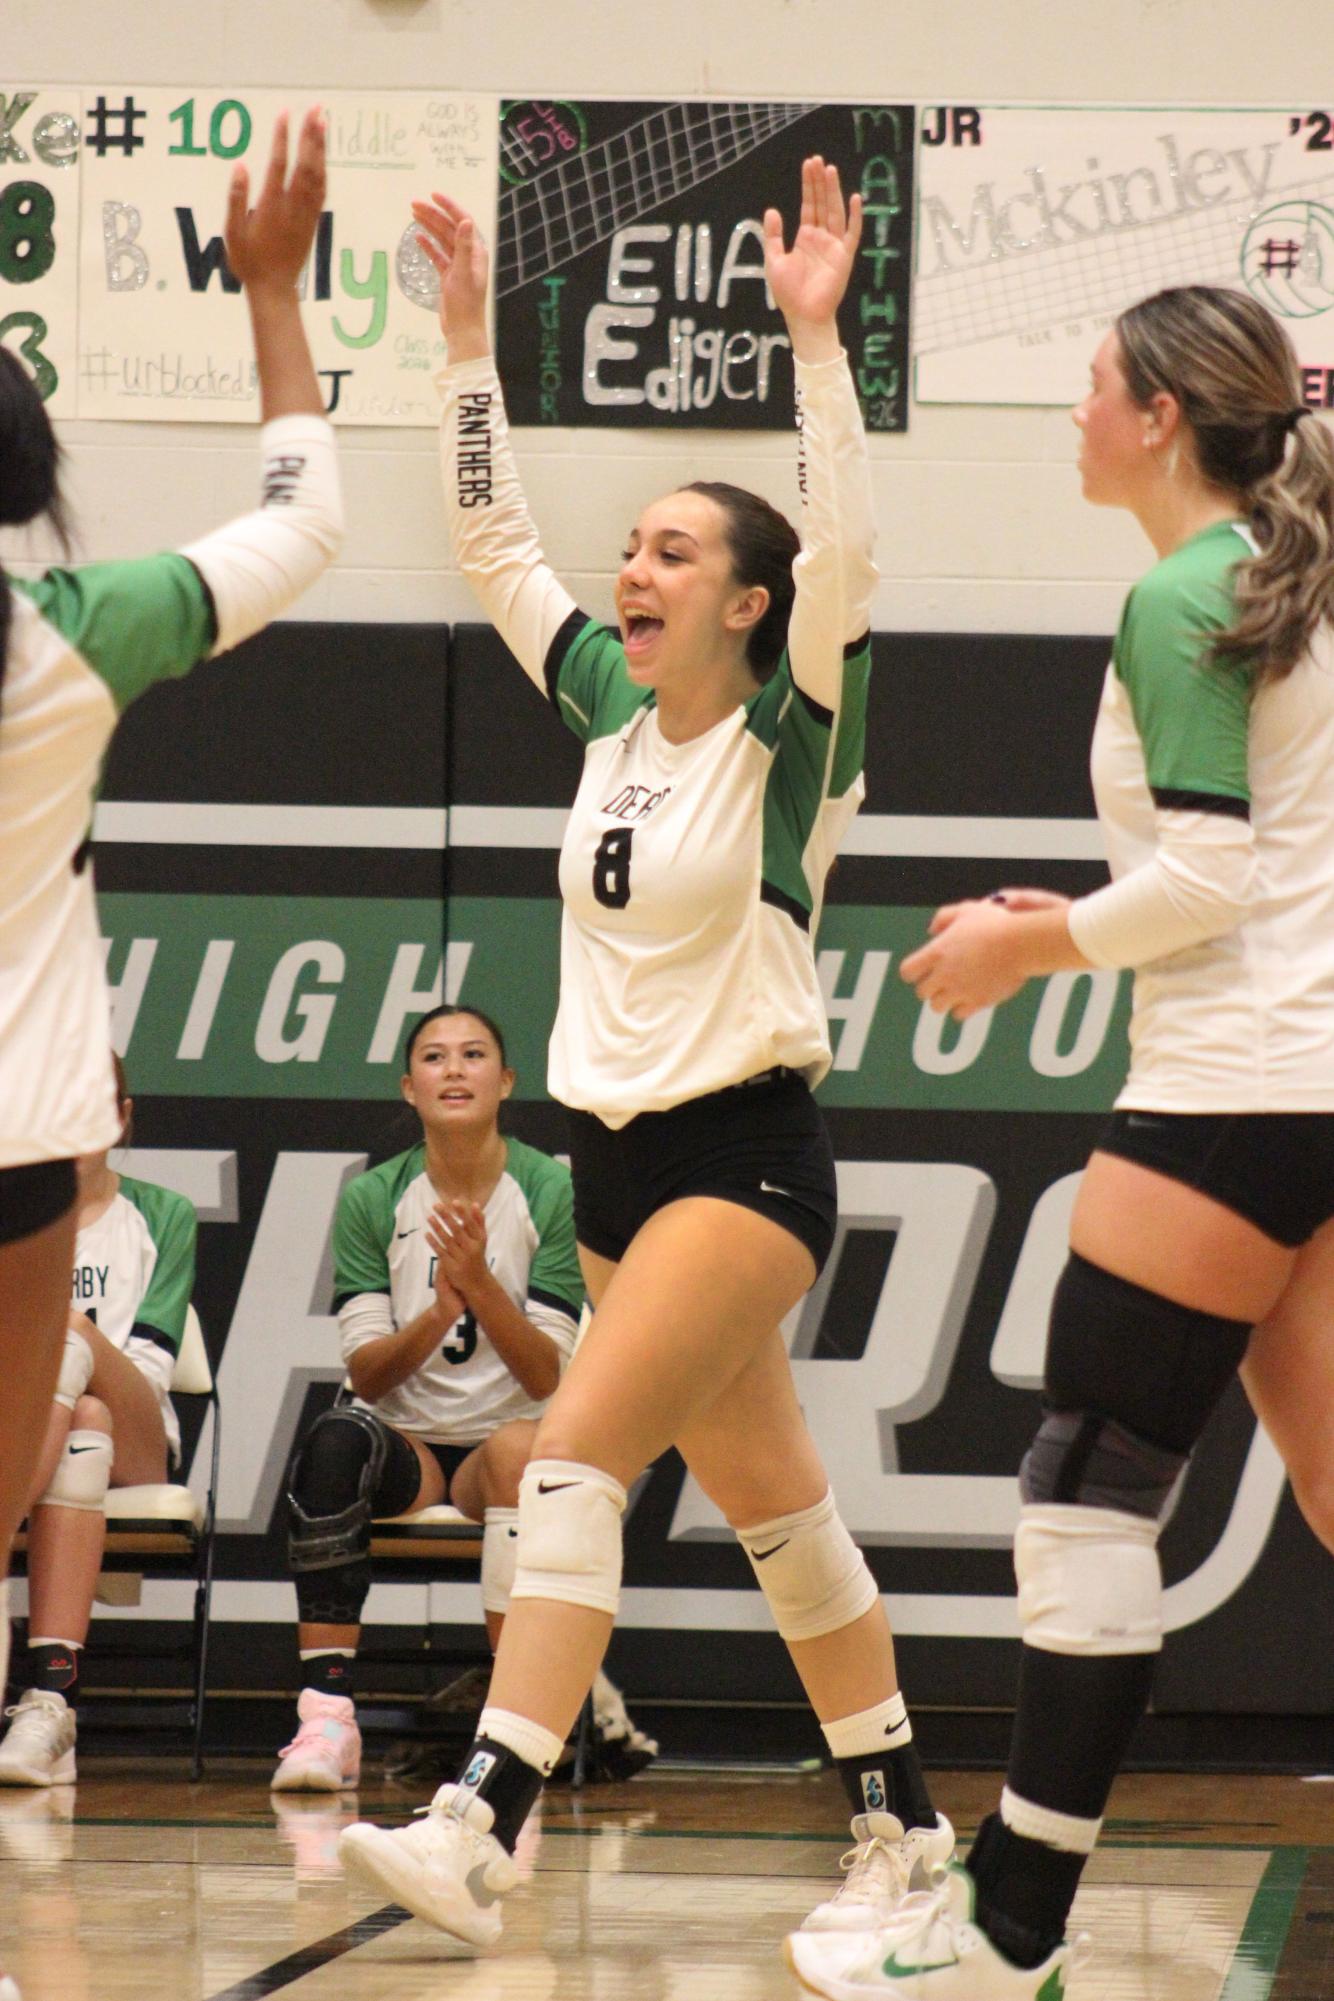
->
[915, 105, 1334, 405]
[0, 84, 83, 418]
[75, 86, 498, 423]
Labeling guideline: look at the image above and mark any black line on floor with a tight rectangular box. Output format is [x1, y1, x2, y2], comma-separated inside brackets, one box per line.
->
[204, 1905, 411, 1998]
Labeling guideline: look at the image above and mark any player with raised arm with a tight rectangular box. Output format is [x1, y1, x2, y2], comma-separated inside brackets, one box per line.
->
[0, 109, 340, 1989]
[338, 160, 952, 1952]
[791, 288, 1334, 1998]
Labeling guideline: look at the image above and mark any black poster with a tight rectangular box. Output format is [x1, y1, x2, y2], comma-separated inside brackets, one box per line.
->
[494, 99, 913, 431]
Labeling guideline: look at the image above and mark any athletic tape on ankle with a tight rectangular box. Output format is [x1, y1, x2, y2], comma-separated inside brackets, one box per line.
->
[54, 1330, 94, 1411]
[1001, 1784, 1102, 1854]
[821, 1691, 912, 1759]
[477, 1705, 566, 1779]
[481, 1507, 519, 1614]
[39, 1429, 113, 1512]
[1015, 1502, 1162, 1656]
[511, 1460, 626, 1616]
[736, 1488, 879, 1642]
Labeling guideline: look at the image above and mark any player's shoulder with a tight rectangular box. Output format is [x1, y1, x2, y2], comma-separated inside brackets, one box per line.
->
[343, 1143, 428, 1214]
[500, 1137, 572, 1209]
[1133, 521, 1247, 618]
[116, 1174, 196, 1237]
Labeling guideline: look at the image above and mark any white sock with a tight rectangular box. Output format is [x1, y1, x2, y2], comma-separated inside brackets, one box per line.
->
[477, 1705, 566, 1777]
[821, 1690, 913, 1759]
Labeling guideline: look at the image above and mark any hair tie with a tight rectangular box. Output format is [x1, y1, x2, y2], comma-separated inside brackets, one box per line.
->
[1283, 406, 1310, 432]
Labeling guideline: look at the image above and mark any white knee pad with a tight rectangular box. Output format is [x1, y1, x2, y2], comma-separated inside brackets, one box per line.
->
[54, 1330, 94, 1411]
[1015, 1502, 1163, 1656]
[510, 1460, 626, 1617]
[481, 1506, 519, 1615]
[39, 1429, 113, 1513]
[736, 1488, 878, 1643]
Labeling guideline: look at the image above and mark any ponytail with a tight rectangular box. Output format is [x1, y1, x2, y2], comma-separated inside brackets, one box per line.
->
[1116, 286, 1334, 682]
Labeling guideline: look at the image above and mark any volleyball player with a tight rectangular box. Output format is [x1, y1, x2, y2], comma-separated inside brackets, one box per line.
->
[273, 1004, 652, 1791]
[337, 159, 952, 1949]
[0, 108, 340, 1973]
[0, 1062, 194, 1785]
[789, 288, 1334, 1997]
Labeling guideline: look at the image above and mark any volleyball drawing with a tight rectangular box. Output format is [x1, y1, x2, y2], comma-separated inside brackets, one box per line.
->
[1241, 200, 1334, 319]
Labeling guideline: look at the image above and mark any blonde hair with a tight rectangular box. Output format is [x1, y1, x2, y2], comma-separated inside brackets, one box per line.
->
[1116, 285, 1334, 681]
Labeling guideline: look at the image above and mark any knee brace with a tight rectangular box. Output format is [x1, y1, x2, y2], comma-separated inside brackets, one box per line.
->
[54, 1330, 94, 1411]
[1014, 1502, 1163, 1656]
[481, 1506, 519, 1616]
[287, 1406, 399, 1626]
[1043, 1252, 1252, 1456]
[39, 1428, 113, 1513]
[510, 1460, 626, 1616]
[736, 1488, 878, 1643]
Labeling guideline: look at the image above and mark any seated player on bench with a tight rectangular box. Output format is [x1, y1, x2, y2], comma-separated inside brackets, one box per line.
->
[272, 1003, 656, 1791]
[0, 1059, 196, 1786]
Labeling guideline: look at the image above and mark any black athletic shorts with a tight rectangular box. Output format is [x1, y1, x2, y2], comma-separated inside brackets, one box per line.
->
[374, 1426, 481, 1518]
[567, 1067, 838, 1275]
[1096, 1109, 1334, 1249]
[0, 1159, 77, 1248]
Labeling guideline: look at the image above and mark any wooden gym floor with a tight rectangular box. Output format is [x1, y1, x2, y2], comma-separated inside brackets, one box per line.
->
[0, 1763, 1329, 1998]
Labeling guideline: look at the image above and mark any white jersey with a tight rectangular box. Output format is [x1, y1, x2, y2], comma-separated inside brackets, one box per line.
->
[1077, 520, 1334, 1110]
[72, 1175, 197, 1460]
[334, 1139, 583, 1443]
[439, 350, 875, 1126]
[0, 416, 340, 1168]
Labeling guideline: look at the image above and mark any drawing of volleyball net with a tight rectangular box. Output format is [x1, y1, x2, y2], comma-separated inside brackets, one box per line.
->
[496, 100, 817, 297]
[914, 164, 1334, 355]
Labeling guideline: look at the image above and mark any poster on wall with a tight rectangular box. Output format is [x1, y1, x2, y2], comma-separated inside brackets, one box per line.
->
[76, 87, 496, 422]
[494, 99, 913, 431]
[914, 104, 1334, 407]
[0, 84, 82, 417]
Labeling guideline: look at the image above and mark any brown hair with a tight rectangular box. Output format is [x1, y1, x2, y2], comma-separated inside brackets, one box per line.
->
[1115, 286, 1334, 681]
[682, 481, 800, 679]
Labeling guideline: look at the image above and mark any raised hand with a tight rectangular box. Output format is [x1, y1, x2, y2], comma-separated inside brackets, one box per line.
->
[411, 194, 491, 359]
[763, 156, 863, 357]
[225, 107, 327, 293]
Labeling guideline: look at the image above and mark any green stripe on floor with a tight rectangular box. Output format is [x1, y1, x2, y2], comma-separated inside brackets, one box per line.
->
[1219, 1847, 1308, 2001]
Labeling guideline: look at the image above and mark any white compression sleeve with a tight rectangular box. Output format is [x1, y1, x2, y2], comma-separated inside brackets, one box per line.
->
[337, 1292, 395, 1365]
[181, 413, 343, 655]
[437, 357, 579, 697]
[1068, 807, 1257, 969]
[786, 351, 877, 713]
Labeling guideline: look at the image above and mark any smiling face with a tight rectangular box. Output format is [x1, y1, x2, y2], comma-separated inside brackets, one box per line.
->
[615, 489, 768, 691]
[1073, 330, 1167, 508]
[401, 1012, 513, 1138]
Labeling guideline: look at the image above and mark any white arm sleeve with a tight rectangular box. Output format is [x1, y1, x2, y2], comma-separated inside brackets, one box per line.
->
[181, 414, 343, 656]
[1068, 808, 1257, 969]
[786, 351, 877, 712]
[437, 358, 578, 695]
[526, 1296, 579, 1366]
[338, 1291, 395, 1363]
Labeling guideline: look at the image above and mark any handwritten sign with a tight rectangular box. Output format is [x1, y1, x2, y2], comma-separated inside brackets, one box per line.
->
[494, 100, 914, 432]
[915, 105, 1334, 407]
[0, 85, 83, 416]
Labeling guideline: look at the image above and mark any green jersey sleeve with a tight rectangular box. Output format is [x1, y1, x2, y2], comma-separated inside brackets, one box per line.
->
[16, 554, 217, 712]
[332, 1171, 394, 1309]
[507, 1141, 584, 1321]
[542, 611, 652, 746]
[1112, 524, 1254, 813]
[745, 637, 871, 925]
[119, 1177, 197, 1357]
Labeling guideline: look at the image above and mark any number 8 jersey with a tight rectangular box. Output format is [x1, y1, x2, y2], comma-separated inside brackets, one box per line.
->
[438, 350, 875, 1127]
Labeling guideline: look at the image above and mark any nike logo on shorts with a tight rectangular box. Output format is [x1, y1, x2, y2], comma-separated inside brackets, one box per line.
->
[759, 1180, 792, 1197]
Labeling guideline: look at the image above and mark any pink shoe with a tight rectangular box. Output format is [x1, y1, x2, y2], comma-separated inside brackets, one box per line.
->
[270, 1690, 361, 1793]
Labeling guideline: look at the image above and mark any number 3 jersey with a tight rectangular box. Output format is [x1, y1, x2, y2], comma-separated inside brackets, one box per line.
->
[438, 349, 875, 1127]
[71, 1175, 198, 1462]
[333, 1138, 583, 1443]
